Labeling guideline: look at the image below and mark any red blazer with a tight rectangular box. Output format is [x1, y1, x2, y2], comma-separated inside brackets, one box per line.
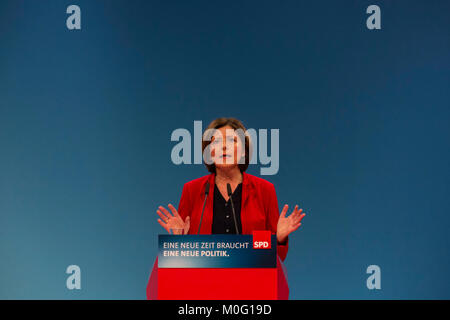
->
[177, 172, 289, 261]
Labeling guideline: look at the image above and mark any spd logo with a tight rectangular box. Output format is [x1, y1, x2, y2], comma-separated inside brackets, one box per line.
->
[252, 230, 271, 249]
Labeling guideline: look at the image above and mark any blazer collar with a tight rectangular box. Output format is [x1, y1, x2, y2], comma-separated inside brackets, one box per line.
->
[203, 172, 254, 203]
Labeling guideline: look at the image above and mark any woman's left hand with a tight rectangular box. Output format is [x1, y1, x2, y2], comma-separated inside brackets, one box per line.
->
[277, 205, 306, 243]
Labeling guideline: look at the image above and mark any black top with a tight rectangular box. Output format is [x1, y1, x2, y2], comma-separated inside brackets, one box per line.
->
[212, 183, 243, 234]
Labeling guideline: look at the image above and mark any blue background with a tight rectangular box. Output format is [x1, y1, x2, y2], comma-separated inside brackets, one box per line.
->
[0, 0, 449, 299]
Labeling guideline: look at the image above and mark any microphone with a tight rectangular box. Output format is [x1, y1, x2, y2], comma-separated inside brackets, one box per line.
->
[227, 183, 240, 235]
[197, 182, 210, 234]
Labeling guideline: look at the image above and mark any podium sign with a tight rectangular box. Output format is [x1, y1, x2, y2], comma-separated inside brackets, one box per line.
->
[158, 234, 277, 268]
[147, 232, 289, 300]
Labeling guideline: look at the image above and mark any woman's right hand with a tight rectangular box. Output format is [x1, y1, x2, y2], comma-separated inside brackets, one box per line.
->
[157, 204, 190, 235]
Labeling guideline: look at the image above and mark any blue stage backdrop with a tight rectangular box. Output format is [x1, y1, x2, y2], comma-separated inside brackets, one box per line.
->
[0, 0, 449, 299]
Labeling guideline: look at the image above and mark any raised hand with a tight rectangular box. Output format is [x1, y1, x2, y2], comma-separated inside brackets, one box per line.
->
[157, 204, 190, 235]
[276, 205, 306, 243]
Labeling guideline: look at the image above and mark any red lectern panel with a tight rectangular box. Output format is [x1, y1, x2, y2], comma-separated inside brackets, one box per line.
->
[159, 266, 277, 300]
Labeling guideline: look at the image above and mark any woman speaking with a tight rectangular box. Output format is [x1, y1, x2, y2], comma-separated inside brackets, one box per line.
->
[156, 117, 305, 261]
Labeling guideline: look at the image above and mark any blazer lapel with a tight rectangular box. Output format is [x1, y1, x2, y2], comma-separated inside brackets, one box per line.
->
[241, 172, 254, 234]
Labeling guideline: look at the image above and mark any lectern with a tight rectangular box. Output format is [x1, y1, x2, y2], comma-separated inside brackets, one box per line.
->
[146, 232, 289, 300]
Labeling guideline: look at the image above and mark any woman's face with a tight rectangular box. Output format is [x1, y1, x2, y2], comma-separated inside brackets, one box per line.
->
[209, 125, 244, 170]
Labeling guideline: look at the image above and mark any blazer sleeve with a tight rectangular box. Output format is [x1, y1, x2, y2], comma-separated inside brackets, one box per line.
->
[178, 183, 192, 222]
[266, 183, 289, 261]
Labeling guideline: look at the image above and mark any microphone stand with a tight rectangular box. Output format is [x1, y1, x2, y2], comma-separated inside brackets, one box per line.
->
[197, 182, 210, 234]
[227, 183, 240, 235]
